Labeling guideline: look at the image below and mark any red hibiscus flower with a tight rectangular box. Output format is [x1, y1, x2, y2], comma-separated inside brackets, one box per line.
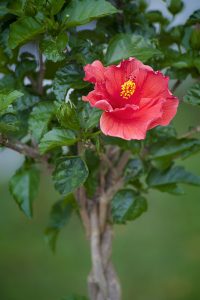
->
[83, 58, 179, 140]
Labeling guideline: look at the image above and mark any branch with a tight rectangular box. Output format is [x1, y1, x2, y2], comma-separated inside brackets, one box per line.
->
[172, 79, 181, 93]
[90, 204, 108, 298]
[76, 187, 90, 238]
[0, 134, 40, 159]
[99, 150, 130, 233]
[37, 49, 45, 95]
[115, 150, 130, 175]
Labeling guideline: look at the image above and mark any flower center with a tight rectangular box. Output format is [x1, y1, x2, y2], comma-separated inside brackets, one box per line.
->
[120, 80, 136, 100]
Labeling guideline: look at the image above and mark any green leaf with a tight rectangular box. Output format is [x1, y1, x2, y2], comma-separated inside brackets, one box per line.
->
[56, 103, 80, 130]
[102, 135, 141, 153]
[53, 64, 87, 101]
[48, 0, 65, 15]
[0, 46, 7, 66]
[190, 28, 200, 51]
[9, 164, 40, 218]
[149, 138, 200, 169]
[183, 83, 200, 106]
[147, 165, 200, 194]
[0, 75, 16, 91]
[45, 194, 76, 252]
[14, 92, 40, 111]
[29, 102, 55, 142]
[39, 128, 77, 154]
[124, 158, 144, 182]
[168, 0, 184, 15]
[9, 16, 44, 49]
[186, 9, 200, 25]
[0, 90, 23, 114]
[0, 4, 9, 19]
[41, 32, 68, 62]
[79, 103, 101, 130]
[0, 113, 19, 133]
[146, 10, 169, 25]
[105, 34, 161, 65]
[150, 125, 177, 140]
[84, 150, 100, 197]
[61, 0, 118, 28]
[53, 157, 89, 195]
[111, 189, 147, 224]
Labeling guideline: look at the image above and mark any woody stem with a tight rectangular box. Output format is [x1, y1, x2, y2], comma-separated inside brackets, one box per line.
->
[87, 149, 130, 299]
[88, 200, 121, 300]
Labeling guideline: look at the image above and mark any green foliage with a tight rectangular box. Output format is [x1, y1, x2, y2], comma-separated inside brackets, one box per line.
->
[111, 189, 147, 224]
[41, 32, 68, 62]
[53, 64, 87, 101]
[39, 128, 77, 154]
[9, 163, 40, 217]
[183, 83, 200, 106]
[186, 9, 200, 25]
[147, 166, 200, 195]
[124, 158, 144, 182]
[168, 0, 184, 15]
[9, 17, 45, 49]
[61, 0, 119, 28]
[45, 194, 77, 251]
[28, 102, 55, 142]
[53, 157, 89, 195]
[105, 34, 160, 65]
[148, 138, 200, 169]
[0, 90, 23, 114]
[56, 103, 80, 130]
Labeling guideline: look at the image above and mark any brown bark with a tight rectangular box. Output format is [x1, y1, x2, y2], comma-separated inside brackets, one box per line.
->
[88, 203, 121, 300]
[85, 149, 130, 300]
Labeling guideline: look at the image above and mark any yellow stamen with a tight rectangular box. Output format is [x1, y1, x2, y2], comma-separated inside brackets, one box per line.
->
[120, 80, 136, 99]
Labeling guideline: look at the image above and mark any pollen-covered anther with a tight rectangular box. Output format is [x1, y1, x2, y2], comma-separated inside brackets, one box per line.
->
[120, 80, 136, 99]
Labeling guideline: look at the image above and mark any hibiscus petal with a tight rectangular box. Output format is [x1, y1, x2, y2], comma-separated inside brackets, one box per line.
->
[104, 66, 124, 100]
[100, 99, 164, 140]
[83, 60, 106, 83]
[139, 70, 171, 99]
[83, 90, 103, 106]
[93, 100, 113, 111]
[100, 112, 149, 140]
[117, 57, 153, 81]
[83, 90, 113, 111]
[104, 58, 154, 108]
[148, 96, 179, 129]
[107, 104, 139, 119]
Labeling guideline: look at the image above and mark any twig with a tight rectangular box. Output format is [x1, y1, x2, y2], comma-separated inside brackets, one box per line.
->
[180, 125, 200, 138]
[172, 79, 181, 93]
[37, 49, 45, 95]
[0, 134, 40, 159]
[76, 187, 90, 238]
[27, 75, 37, 91]
[115, 150, 130, 175]
[99, 150, 130, 233]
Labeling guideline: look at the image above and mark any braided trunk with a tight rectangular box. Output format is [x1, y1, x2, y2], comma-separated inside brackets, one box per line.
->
[87, 204, 121, 300]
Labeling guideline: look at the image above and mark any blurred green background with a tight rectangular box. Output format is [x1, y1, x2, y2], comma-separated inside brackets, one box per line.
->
[0, 80, 200, 300]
